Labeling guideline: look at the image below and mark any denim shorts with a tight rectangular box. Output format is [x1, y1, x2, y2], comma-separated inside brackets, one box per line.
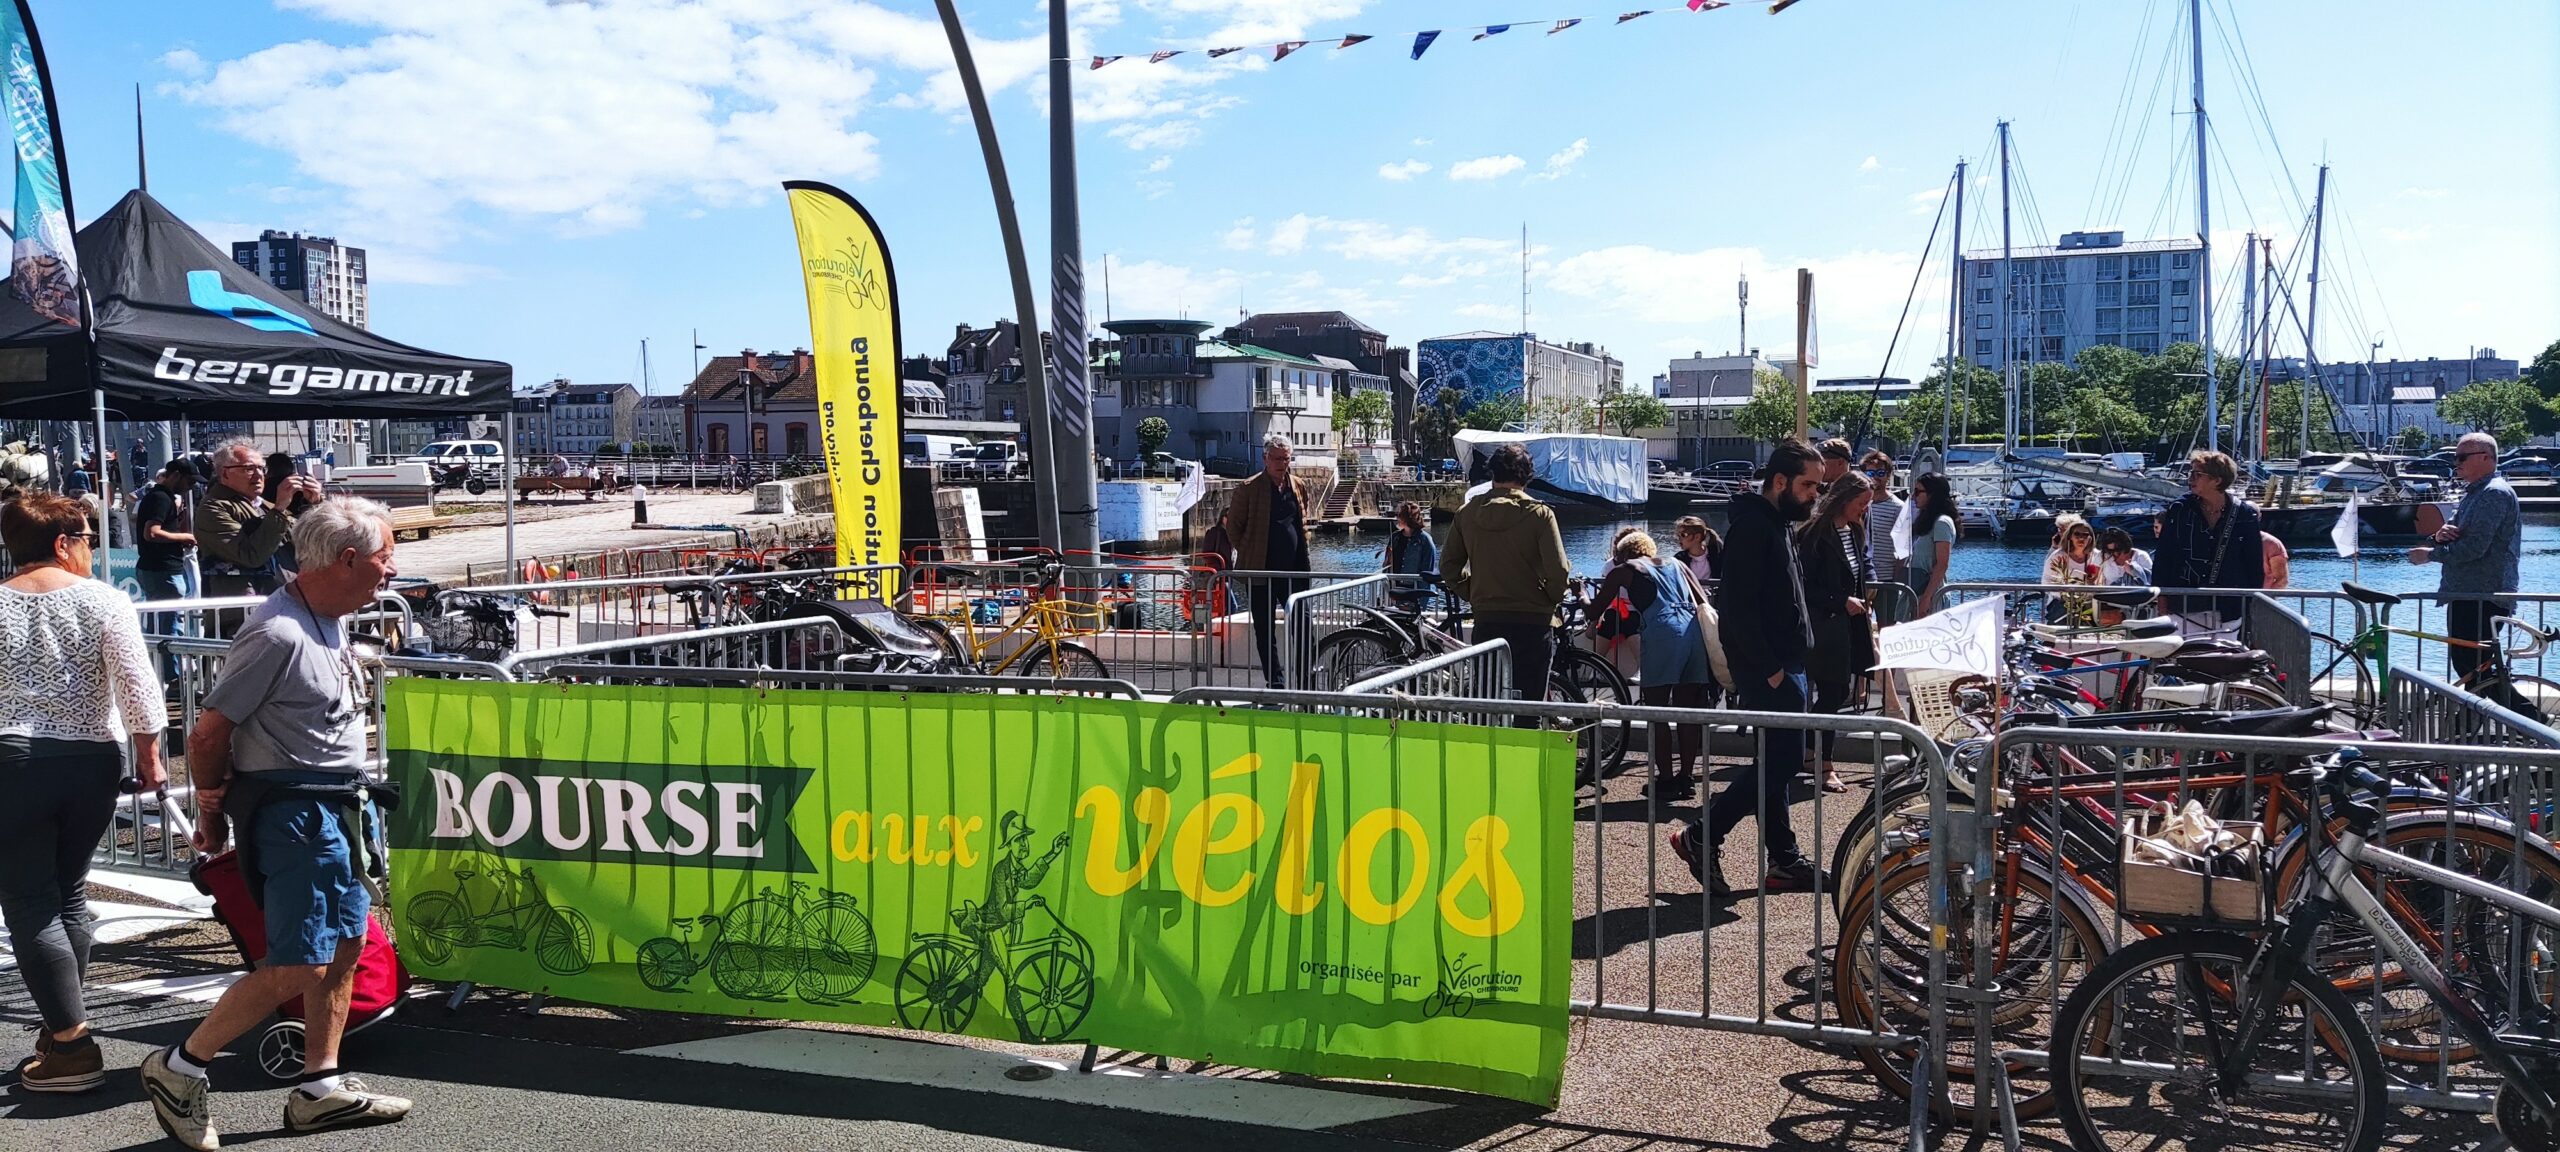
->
[253, 795, 372, 967]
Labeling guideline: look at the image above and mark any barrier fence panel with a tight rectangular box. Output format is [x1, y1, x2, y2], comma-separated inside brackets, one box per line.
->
[1166, 686, 1958, 1144]
[1284, 572, 1397, 692]
[1942, 581, 2368, 709]
[2245, 592, 2316, 706]
[2386, 664, 2560, 751]
[1977, 724, 2560, 1139]
[1336, 639, 1511, 728]
[2394, 593, 2560, 708]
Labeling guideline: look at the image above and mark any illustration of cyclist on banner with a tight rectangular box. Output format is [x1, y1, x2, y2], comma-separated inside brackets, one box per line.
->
[895, 811, 1094, 1044]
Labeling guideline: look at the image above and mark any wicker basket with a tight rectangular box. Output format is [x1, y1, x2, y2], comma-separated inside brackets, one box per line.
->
[1907, 671, 1995, 746]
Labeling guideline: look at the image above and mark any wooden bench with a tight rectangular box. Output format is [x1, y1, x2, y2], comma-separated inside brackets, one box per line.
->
[389, 505, 453, 541]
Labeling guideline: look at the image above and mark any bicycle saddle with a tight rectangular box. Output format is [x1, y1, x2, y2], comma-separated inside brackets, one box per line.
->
[2112, 634, 2187, 661]
[2196, 704, 2330, 739]
[840, 601, 948, 659]
[453, 868, 477, 881]
[2168, 650, 2270, 683]
[2342, 582, 2401, 608]
[662, 578, 717, 597]
[2141, 683, 2215, 708]
[672, 917, 694, 929]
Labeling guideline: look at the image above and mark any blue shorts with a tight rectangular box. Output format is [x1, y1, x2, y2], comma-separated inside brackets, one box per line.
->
[253, 796, 373, 967]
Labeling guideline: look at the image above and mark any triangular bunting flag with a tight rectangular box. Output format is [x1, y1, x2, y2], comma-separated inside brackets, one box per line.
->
[1473, 23, 1512, 40]
[1337, 34, 1371, 50]
[1090, 55, 1124, 70]
[1618, 11, 1654, 24]
[1687, 0, 1729, 9]
[1411, 30, 1440, 58]
[1207, 46, 1242, 58]
[1550, 18, 1582, 33]
[1148, 49, 1182, 63]
[1273, 40, 1309, 60]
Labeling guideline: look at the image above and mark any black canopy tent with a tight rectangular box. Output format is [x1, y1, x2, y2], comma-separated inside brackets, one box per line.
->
[0, 189, 524, 570]
[0, 189, 513, 420]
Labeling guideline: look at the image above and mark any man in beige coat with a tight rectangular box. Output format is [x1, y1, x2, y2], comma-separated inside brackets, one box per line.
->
[1226, 435, 1310, 687]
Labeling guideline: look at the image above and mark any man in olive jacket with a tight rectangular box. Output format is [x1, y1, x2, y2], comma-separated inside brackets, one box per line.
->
[1227, 436, 1311, 687]
[198, 442, 317, 624]
[1441, 442, 1569, 707]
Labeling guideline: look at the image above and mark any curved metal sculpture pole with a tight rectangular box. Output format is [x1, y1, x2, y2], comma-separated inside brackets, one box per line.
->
[934, 0, 1062, 551]
[1048, 0, 1100, 557]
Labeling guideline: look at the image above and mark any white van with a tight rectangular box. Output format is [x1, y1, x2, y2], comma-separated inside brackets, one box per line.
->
[902, 434, 973, 464]
[407, 439, 507, 474]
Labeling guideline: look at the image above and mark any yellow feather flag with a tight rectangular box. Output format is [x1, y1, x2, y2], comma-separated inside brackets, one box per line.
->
[786, 181, 903, 598]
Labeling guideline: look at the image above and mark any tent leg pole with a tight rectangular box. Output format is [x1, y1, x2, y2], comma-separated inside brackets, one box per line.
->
[91, 389, 109, 580]
[503, 412, 518, 576]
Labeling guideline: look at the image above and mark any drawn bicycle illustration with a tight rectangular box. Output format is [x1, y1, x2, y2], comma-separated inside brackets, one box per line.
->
[893, 813, 1094, 1043]
[403, 863, 594, 976]
[637, 880, 879, 1005]
[1421, 954, 1487, 1020]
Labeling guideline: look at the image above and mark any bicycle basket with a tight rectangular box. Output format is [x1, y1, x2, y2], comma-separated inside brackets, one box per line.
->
[2118, 805, 2270, 928]
[1906, 671, 1992, 746]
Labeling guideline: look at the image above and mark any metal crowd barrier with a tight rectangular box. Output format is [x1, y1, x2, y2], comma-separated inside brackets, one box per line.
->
[1942, 581, 2370, 706]
[2387, 664, 2560, 750]
[1334, 639, 1511, 727]
[1977, 725, 2560, 1134]
[2393, 591, 2560, 688]
[1172, 684, 1957, 1149]
[1283, 572, 1397, 692]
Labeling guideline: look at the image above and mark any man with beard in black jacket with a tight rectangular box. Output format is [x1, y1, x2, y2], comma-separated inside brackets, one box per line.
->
[1672, 436, 1825, 896]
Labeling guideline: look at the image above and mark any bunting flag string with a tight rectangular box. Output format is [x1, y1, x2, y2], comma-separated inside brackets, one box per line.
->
[1080, 2, 1740, 69]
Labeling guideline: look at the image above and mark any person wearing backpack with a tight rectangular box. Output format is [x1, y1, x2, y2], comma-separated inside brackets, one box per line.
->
[1586, 529, 1725, 801]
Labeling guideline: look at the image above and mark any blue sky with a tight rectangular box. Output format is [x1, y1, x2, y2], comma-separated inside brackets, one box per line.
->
[35, 0, 2558, 394]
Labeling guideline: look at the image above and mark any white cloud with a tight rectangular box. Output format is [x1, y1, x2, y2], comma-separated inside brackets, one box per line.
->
[1859, 155, 1880, 173]
[1098, 258, 1247, 321]
[1377, 158, 1430, 181]
[1448, 154, 1526, 182]
[1221, 217, 1259, 250]
[160, 48, 207, 78]
[1145, 155, 1173, 173]
[1411, 137, 1433, 147]
[1534, 138, 1589, 181]
[1265, 213, 1314, 256]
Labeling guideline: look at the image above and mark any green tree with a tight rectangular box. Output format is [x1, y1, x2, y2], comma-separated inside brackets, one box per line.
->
[2437, 379, 2551, 444]
[1415, 388, 1464, 460]
[2061, 387, 2153, 449]
[1886, 361, 2004, 446]
[1594, 390, 1671, 438]
[1136, 415, 1171, 456]
[2016, 362, 2082, 447]
[2523, 339, 2560, 401]
[1462, 395, 1525, 432]
[1331, 390, 1390, 442]
[1524, 394, 1588, 433]
[1731, 368, 1803, 443]
[2397, 425, 2431, 454]
[1810, 390, 1878, 442]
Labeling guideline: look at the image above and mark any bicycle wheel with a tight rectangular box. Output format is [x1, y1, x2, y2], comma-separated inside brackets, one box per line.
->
[2051, 931, 2385, 1152]
[1004, 939, 1096, 1043]
[1828, 777, 1934, 918]
[1552, 646, 1632, 780]
[1311, 627, 1402, 691]
[894, 938, 982, 1034]
[636, 937, 692, 992]
[708, 894, 802, 1001]
[2482, 672, 2560, 724]
[2308, 648, 2378, 724]
[2268, 811, 2560, 1065]
[402, 891, 466, 966]
[1015, 641, 1110, 682]
[534, 907, 594, 975]
[1833, 850, 2108, 1124]
[793, 895, 879, 1004]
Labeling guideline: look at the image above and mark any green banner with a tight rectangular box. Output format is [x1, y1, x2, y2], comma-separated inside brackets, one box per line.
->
[383, 680, 1575, 1104]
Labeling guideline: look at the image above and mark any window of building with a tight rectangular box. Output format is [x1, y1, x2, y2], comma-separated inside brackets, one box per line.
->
[2097, 308, 2122, 332]
[707, 424, 731, 455]
[2096, 282, 2122, 306]
[1976, 314, 1993, 330]
[2171, 305, 2191, 323]
[2097, 255, 2123, 280]
[2095, 334, 2123, 347]
[2170, 279, 2190, 297]
[2039, 285, 2064, 310]
[2038, 310, 2063, 335]
[2130, 306, 2159, 328]
[2171, 252, 2191, 269]
[2041, 261, 2066, 283]
[1975, 262, 1991, 278]
[2129, 281, 2161, 305]
[784, 423, 809, 456]
[2040, 337, 2064, 360]
[2129, 332, 2159, 354]
[1974, 338, 1993, 358]
[2129, 254, 2160, 279]
[1974, 287, 1992, 305]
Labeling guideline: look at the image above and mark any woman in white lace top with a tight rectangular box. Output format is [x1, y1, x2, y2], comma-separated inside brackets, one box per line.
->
[0, 491, 168, 1092]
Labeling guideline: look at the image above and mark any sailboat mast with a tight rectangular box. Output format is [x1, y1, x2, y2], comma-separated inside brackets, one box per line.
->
[2191, 0, 2218, 453]
[2261, 237, 2276, 456]
[1998, 120, 2015, 455]
[2304, 164, 2329, 447]
[1943, 159, 1966, 454]
[2239, 233, 2256, 460]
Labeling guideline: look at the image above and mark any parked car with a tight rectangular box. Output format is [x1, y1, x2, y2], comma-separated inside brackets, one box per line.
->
[903, 433, 973, 465]
[406, 439, 506, 475]
[1135, 452, 1191, 479]
[1703, 459, 1755, 481]
[1646, 459, 1672, 478]
[2398, 457, 2454, 479]
[966, 440, 1027, 478]
[2498, 456, 2556, 480]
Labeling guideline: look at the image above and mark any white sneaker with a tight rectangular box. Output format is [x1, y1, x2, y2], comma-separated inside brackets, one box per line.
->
[139, 1046, 218, 1151]
[283, 1076, 413, 1133]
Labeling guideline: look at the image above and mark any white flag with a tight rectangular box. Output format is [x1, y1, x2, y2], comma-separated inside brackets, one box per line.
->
[1872, 594, 2004, 679]
[2330, 494, 2361, 558]
[1890, 489, 1918, 560]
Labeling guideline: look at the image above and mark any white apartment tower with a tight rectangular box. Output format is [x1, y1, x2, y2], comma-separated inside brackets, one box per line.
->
[230, 230, 370, 330]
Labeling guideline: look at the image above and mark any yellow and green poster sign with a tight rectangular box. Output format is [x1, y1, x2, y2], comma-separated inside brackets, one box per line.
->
[383, 680, 1575, 1104]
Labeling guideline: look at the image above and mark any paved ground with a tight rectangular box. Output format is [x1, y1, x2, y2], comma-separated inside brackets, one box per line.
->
[389, 490, 831, 585]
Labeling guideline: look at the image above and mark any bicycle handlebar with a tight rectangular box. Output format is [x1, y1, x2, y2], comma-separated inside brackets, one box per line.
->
[2495, 615, 2555, 661]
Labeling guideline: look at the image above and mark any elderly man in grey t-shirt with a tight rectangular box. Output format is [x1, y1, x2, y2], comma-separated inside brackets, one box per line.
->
[141, 499, 413, 1150]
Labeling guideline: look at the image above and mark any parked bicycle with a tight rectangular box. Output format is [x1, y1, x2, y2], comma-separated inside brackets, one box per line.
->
[419, 591, 570, 662]
[2313, 582, 2558, 724]
[403, 863, 594, 976]
[635, 880, 879, 1005]
[906, 558, 1113, 681]
[2049, 749, 2560, 1152]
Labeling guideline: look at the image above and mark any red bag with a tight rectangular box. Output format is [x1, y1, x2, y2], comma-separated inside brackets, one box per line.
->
[191, 850, 406, 1025]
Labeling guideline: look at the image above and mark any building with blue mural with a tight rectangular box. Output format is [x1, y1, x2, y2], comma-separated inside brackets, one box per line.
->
[1416, 331, 1624, 415]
